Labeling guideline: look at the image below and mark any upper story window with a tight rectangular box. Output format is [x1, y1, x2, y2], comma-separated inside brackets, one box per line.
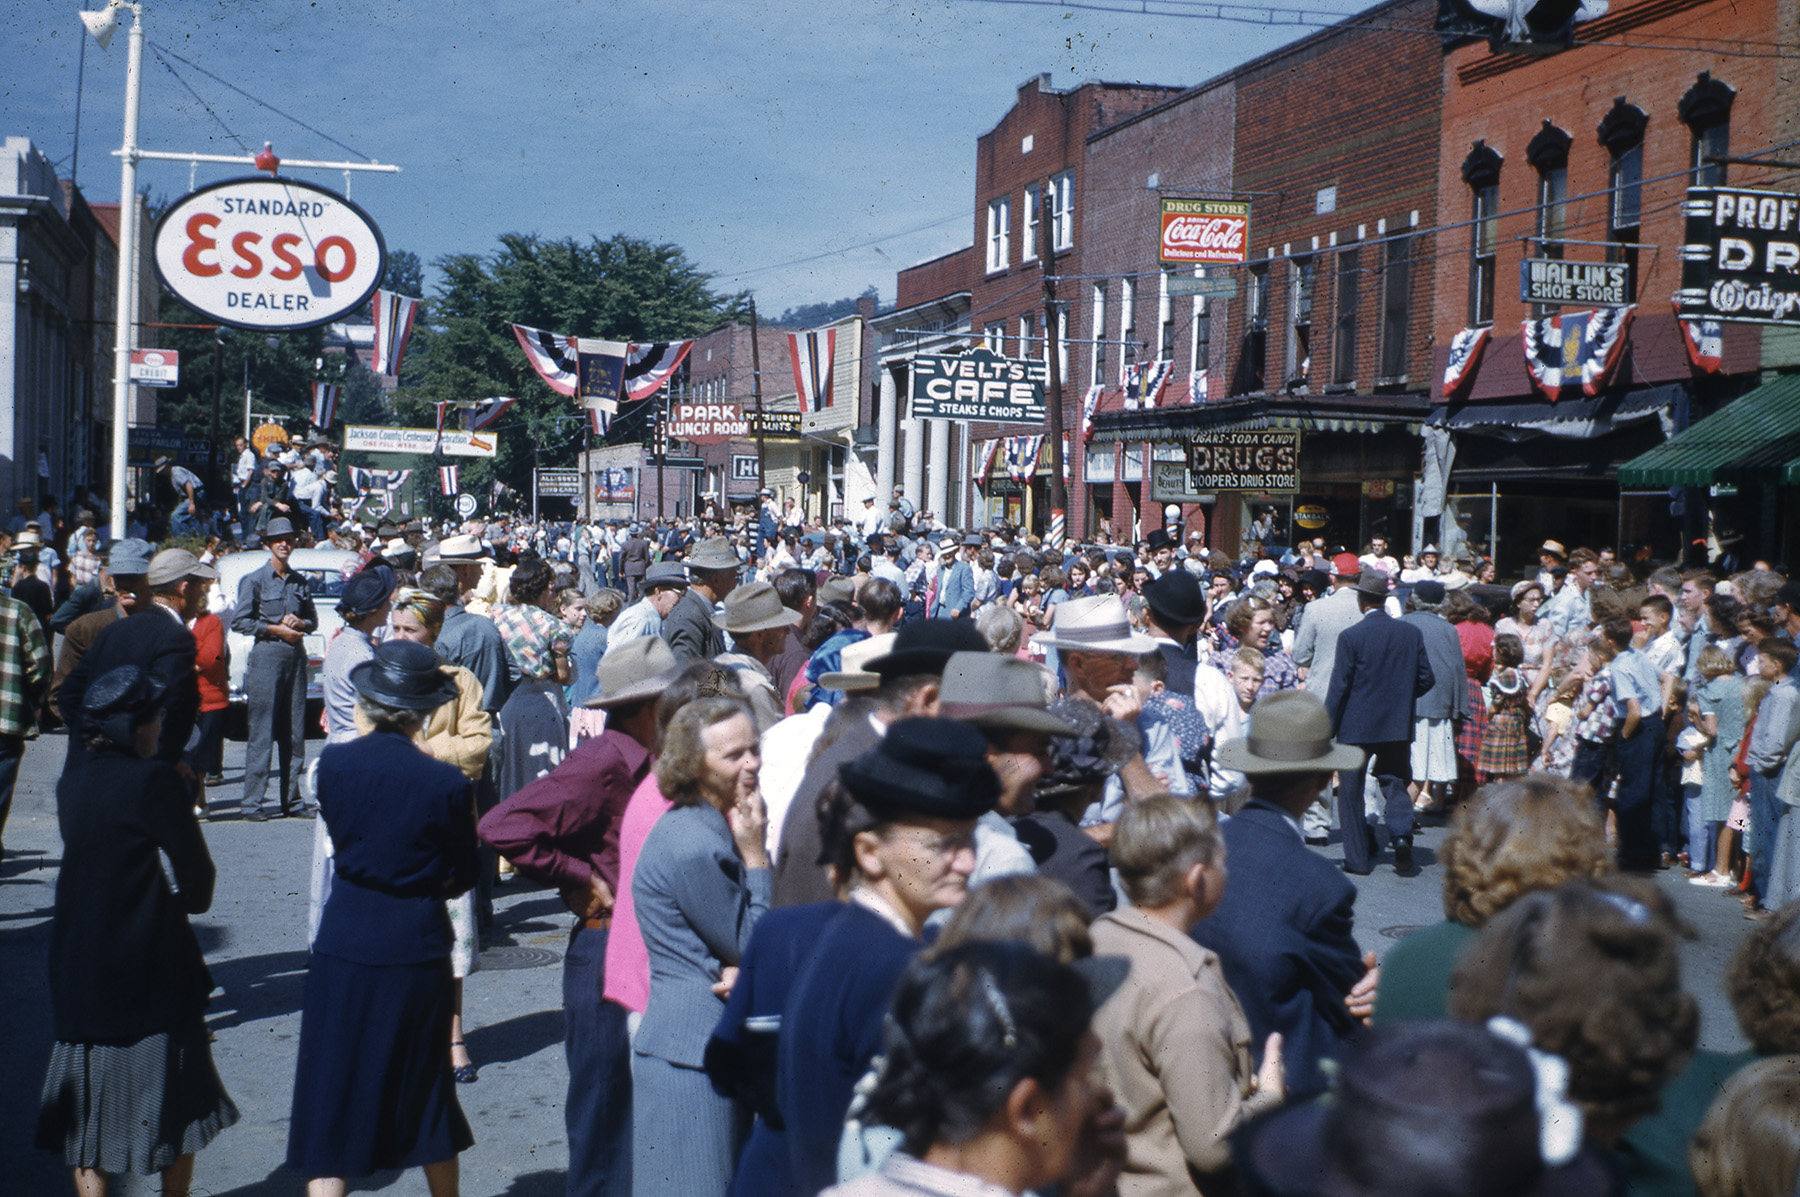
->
[1119, 276, 1137, 385]
[1090, 282, 1108, 386]
[1023, 184, 1041, 263]
[983, 322, 1004, 354]
[1526, 121, 1571, 261]
[1463, 140, 1503, 327]
[1681, 72, 1735, 187]
[1232, 265, 1271, 396]
[986, 196, 1010, 274]
[1287, 257, 1315, 386]
[1050, 171, 1074, 251]
[1333, 245, 1359, 386]
[1019, 312, 1036, 361]
[1379, 235, 1412, 384]
[1158, 270, 1176, 359]
[1190, 267, 1211, 386]
[1598, 99, 1648, 300]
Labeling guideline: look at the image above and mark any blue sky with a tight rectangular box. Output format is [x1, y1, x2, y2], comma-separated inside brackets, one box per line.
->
[2, 0, 1338, 319]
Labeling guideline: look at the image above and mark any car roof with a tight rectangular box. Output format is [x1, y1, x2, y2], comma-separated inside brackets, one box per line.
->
[213, 547, 361, 589]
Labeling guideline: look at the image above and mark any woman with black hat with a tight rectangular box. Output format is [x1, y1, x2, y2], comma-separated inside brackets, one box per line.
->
[286, 640, 480, 1196]
[37, 665, 239, 1196]
[774, 718, 1002, 1196]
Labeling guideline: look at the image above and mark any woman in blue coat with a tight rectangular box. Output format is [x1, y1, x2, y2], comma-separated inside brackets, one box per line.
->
[286, 640, 480, 1196]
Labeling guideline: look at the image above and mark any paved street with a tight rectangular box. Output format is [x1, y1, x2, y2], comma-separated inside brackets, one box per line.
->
[1, 731, 1753, 1195]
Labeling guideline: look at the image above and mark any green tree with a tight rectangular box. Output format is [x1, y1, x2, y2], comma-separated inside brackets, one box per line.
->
[776, 285, 880, 327]
[380, 248, 425, 299]
[401, 232, 747, 505]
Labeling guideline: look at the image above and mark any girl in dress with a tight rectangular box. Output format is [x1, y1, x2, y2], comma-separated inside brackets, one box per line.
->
[1477, 633, 1529, 782]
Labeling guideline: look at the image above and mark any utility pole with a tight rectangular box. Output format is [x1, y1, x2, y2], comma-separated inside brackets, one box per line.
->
[749, 298, 767, 495]
[1040, 183, 1068, 547]
[209, 330, 223, 498]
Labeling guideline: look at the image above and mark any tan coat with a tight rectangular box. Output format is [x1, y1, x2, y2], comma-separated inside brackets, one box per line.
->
[1090, 906, 1280, 1197]
[354, 663, 491, 780]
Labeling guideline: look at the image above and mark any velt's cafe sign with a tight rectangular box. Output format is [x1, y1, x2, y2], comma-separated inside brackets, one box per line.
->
[908, 349, 1047, 425]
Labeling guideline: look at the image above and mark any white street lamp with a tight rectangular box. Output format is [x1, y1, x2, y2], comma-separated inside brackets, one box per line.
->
[81, 0, 144, 541]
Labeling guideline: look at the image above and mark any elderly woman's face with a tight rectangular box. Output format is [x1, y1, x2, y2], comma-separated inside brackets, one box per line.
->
[697, 713, 760, 809]
[1246, 608, 1275, 648]
[863, 815, 977, 925]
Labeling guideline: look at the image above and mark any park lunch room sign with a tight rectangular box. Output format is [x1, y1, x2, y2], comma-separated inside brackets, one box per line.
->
[153, 176, 387, 331]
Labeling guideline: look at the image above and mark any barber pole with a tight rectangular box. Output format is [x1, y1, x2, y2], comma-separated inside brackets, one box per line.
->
[1046, 510, 1066, 551]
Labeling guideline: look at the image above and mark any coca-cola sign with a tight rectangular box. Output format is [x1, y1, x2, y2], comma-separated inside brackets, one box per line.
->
[1160, 198, 1251, 266]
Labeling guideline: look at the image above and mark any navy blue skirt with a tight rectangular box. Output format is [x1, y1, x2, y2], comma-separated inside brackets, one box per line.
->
[285, 952, 473, 1178]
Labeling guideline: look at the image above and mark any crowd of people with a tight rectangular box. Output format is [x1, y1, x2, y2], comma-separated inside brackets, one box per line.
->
[11, 465, 1800, 1197]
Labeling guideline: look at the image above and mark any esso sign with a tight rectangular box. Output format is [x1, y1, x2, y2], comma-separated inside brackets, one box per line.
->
[153, 176, 386, 331]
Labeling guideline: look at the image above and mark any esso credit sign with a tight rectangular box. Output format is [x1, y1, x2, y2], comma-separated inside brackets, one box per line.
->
[153, 176, 386, 331]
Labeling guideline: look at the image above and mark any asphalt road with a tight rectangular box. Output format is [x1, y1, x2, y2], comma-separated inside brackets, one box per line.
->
[0, 733, 1753, 1195]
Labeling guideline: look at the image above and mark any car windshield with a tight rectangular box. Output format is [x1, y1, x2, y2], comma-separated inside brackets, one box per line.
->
[304, 570, 347, 600]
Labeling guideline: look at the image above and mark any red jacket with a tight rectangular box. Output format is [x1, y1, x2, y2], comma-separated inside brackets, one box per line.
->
[191, 612, 229, 712]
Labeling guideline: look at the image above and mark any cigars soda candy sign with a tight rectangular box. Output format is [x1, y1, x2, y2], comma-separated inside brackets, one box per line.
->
[1160, 198, 1251, 266]
[153, 176, 387, 331]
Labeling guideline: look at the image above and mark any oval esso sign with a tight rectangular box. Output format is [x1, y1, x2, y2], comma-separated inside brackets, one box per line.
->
[153, 176, 386, 331]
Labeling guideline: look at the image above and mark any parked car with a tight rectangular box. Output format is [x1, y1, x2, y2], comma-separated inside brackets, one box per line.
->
[208, 547, 361, 740]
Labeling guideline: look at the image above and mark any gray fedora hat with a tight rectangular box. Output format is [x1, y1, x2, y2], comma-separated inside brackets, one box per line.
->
[1213, 690, 1365, 776]
[937, 652, 1074, 734]
[685, 536, 742, 571]
[262, 516, 298, 540]
[642, 560, 691, 590]
[583, 637, 681, 709]
[714, 580, 803, 634]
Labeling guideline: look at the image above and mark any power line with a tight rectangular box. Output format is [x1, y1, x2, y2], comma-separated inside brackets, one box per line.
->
[147, 41, 377, 163]
[149, 48, 252, 155]
[726, 210, 970, 278]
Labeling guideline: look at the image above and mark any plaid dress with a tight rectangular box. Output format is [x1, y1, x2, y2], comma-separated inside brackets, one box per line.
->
[1478, 667, 1531, 779]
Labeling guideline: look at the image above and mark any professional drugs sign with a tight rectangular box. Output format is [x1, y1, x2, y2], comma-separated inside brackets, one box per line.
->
[908, 349, 1047, 425]
[1160, 198, 1251, 266]
[153, 176, 386, 331]
[1677, 187, 1800, 325]
[1187, 430, 1299, 491]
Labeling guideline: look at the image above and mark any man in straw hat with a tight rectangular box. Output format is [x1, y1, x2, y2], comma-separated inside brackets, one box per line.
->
[664, 537, 739, 667]
[479, 636, 681, 1197]
[1194, 689, 1378, 1097]
[424, 536, 511, 715]
[711, 580, 802, 733]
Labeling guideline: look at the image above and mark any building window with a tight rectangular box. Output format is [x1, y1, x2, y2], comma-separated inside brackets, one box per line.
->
[986, 196, 1010, 273]
[1190, 268, 1211, 392]
[1681, 72, 1735, 187]
[984, 322, 1004, 354]
[1287, 257, 1315, 387]
[1023, 184, 1041, 263]
[1233, 266, 1270, 396]
[1119, 276, 1137, 385]
[1379, 236, 1411, 383]
[1050, 171, 1074, 251]
[1090, 283, 1107, 386]
[1019, 312, 1036, 360]
[1598, 99, 1648, 301]
[1158, 270, 1176, 359]
[1526, 122, 1571, 316]
[1463, 141, 1503, 327]
[1055, 305, 1068, 379]
[1333, 246, 1359, 386]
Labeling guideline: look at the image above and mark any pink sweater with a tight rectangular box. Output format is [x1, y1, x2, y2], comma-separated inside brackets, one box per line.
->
[603, 771, 673, 1013]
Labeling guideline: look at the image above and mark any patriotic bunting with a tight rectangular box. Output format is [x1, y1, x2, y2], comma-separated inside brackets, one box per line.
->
[311, 382, 341, 429]
[1186, 369, 1208, 404]
[788, 329, 836, 411]
[1124, 360, 1174, 411]
[1079, 384, 1104, 442]
[1003, 435, 1045, 483]
[1678, 314, 1724, 374]
[625, 341, 695, 402]
[1442, 327, 1490, 394]
[978, 438, 1003, 479]
[350, 466, 413, 492]
[512, 324, 580, 396]
[370, 290, 421, 377]
[439, 465, 459, 496]
[1521, 306, 1635, 400]
[468, 396, 517, 431]
[434, 401, 449, 451]
[587, 405, 611, 436]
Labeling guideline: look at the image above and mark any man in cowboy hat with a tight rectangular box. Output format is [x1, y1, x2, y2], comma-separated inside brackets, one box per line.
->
[711, 580, 802, 733]
[1194, 689, 1378, 1096]
[232, 516, 317, 818]
[479, 636, 680, 1197]
[664, 536, 739, 667]
[771, 618, 989, 907]
[1325, 571, 1436, 876]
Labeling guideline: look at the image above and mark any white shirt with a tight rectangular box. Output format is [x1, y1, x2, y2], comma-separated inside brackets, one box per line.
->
[233, 448, 258, 488]
[759, 705, 833, 860]
[605, 597, 663, 648]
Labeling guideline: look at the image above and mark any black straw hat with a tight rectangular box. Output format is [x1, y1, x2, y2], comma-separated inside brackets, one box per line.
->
[82, 664, 167, 748]
[1144, 568, 1208, 626]
[838, 717, 1000, 820]
[349, 640, 458, 712]
[862, 618, 989, 679]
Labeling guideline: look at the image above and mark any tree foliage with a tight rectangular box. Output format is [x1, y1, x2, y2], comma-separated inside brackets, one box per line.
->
[775, 285, 879, 328]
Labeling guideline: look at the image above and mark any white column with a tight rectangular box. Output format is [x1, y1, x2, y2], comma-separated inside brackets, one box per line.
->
[876, 366, 897, 504]
[902, 415, 924, 512]
[927, 420, 950, 526]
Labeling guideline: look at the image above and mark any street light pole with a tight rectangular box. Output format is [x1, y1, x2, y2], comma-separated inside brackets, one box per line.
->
[101, 1, 144, 542]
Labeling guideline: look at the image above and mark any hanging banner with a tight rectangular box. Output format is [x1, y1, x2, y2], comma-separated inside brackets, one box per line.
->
[908, 349, 1047, 424]
[341, 425, 497, 457]
[1677, 186, 1800, 325]
[1186, 430, 1299, 491]
[1159, 198, 1251, 266]
[152, 176, 386, 330]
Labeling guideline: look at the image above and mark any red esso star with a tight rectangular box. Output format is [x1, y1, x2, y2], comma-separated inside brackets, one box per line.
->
[254, 142, 280, 176]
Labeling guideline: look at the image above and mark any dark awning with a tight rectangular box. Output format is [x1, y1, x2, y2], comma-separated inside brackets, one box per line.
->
[1618, 375, 1800, 488]
[1090, 393, 1430, 443]
[1430, 383, 1681, 442]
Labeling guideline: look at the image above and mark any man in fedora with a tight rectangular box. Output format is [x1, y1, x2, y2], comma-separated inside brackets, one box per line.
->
[771, 618, 989, 907]
[1195, 689, 1377, 1096]
[479, 637, 679, 1197]
[1325, 571, 1435, 875]
[423, 535, 511, 714]
[607, 561, 688, 652]
[932, 535, 978, 619]
[712, 580, 802, 733]
[50, 538, 154, 720]
[664, 536, 738, 667]
[232, 516, 317, 818]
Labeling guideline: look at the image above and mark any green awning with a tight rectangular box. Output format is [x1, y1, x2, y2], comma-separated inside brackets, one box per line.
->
[1618, 375, 1800, 488]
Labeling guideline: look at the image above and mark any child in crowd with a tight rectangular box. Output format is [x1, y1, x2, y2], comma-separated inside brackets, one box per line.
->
[1569, 633, 1620, 797]
[1477, 632, 1529, 782]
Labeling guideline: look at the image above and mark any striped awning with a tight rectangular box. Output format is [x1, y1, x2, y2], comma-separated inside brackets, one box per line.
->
[1089, 396, 1430, 443]
[1617, 375, 1800, 488]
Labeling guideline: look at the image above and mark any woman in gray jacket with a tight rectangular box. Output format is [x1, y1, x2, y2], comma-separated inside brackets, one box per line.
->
[632, 696, 770, 1196]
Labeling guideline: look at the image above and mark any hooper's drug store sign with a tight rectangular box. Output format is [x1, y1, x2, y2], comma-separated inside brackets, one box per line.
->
[1677, 186, 1800, 325]
[1186, 430, 1299, 491]
[153, 176, 386, 331]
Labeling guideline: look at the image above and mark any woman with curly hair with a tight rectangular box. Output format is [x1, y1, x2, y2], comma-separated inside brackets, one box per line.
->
[1374, 775, 1611, 1023]
[1448, 876, 1698, 1149]
[1210, 596, 1298, 696]
[1689, 1058, 1800, 1197]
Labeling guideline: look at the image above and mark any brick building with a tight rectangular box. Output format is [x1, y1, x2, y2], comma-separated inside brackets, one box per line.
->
[1428, 0, 1800, 567]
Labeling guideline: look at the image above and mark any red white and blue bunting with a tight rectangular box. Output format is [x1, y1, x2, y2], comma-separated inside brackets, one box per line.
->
[1003, 435, 1045, 483]
[1441, 327, 1489, 395]
[370, 290, 420, 378]
[1520, 305, 1635, 400]
[1678, 313, 1724, 374]
[311, 382, 340, 429]
[439, 465, 459, 496]
[788, 328, 836, 411]
[1124, 360, 1173, 411]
